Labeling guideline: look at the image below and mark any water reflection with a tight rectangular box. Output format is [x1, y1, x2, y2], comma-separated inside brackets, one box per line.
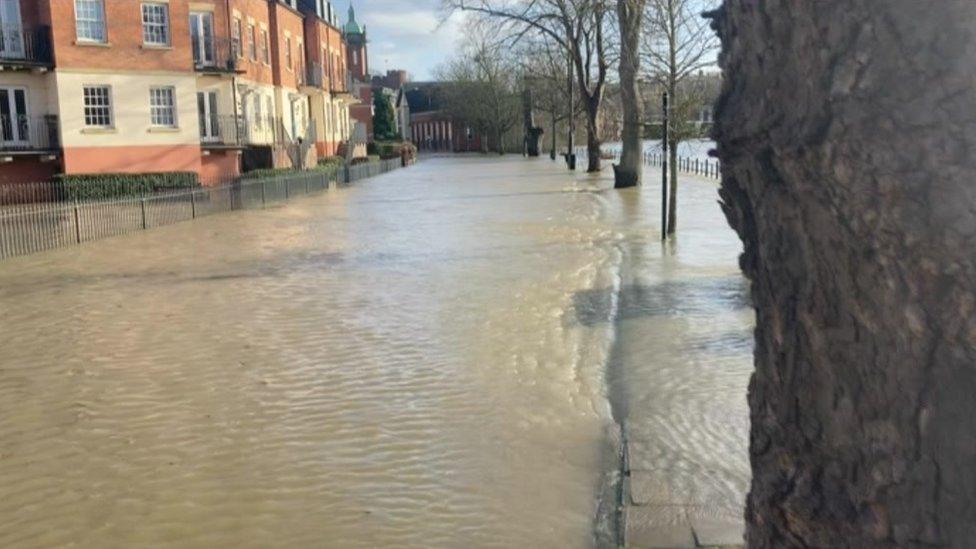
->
[0, 155, 752, 548]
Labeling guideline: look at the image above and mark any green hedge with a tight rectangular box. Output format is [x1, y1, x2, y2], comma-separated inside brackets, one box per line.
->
[374, 140, 417, 160]
[241, 163, 342, 180]
[55, 172, 199, 201]
[318, 155, 345, 167]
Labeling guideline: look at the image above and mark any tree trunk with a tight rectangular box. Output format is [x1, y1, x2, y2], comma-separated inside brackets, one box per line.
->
[614, 0, 644, 189]
[585, 100, 602, 173]
[713, 1, 976, 547]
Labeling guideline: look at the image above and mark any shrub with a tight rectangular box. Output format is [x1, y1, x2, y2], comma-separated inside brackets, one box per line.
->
[349, 157, 371, 166]
[366, 142, 379, 156]
[54, 172, 198, 201]
[318, 155, 345, 167]
[242, 163, 342, 180]
[373, 140, 418, 162]
[240, 167, 298, 180]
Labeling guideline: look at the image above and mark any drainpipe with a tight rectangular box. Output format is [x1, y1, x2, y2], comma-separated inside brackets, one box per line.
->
[226, 0, 241, 145]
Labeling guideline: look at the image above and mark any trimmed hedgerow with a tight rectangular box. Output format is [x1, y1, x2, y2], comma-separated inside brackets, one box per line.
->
[54, 172, 199, 201]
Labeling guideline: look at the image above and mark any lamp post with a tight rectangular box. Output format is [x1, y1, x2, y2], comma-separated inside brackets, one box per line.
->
[566, 58, 576, 170]
[661, 91, 669, 240]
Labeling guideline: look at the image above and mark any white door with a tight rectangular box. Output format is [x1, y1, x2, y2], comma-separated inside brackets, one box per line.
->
[189, 12, 214, 66]
[0, 0, 24, 58]
[197, 91, 218, 142]
[0, 87, 29, 147]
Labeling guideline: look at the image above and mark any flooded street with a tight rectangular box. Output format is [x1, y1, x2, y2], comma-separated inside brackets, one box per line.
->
[0, 156, 751, 548]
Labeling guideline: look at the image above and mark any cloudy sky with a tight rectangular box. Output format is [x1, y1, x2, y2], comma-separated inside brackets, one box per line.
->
[349, 0, 464, 81]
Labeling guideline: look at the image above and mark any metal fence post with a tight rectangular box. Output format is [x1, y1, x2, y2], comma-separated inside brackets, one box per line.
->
[73, 203, 81, 244]
[190, 190, 196, 219]
[261, 180, 266, 208]
[140, 198, 147, 230]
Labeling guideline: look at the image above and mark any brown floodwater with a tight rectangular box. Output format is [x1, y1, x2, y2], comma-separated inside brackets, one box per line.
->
[0, 156, 751, 548]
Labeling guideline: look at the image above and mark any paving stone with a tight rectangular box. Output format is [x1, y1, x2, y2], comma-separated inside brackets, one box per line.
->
[629, 471, 696, 506]
[625, 439, 668, 471]
[692, 519, 745, 547]
[625, 505, 695, 548]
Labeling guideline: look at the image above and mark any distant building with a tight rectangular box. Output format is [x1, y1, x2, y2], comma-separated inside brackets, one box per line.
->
[343, 2, 373, 143]
[370, 70, 411, 141]
[406, 83, 483, 153]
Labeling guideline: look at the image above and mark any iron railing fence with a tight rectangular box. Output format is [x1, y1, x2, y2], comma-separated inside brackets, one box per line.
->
[0, 115, 59, 152]
[331, 70, 352, 95]
[200, 114, 248, 146]
[574, 147, 722, 180]
[0, 158, 410, 260]
[0, 25, 53, 65]
[305, 62, 324, 88]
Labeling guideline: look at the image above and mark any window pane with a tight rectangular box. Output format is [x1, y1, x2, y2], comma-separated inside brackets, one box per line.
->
[75, 0, 106, 42]
[83, 86, 112, 127]
[142, 3, 169, 45]
[149, 87, 176, 127]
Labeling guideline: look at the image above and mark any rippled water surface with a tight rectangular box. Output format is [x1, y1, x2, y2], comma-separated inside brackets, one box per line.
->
[0, 156, 751, 548]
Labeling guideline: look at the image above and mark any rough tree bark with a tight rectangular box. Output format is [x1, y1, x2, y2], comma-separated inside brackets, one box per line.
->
[614, 0, 645, 189]
[713, 1, 976, 547]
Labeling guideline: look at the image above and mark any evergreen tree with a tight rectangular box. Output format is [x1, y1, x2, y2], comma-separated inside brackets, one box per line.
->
[373, 93, 397, 141]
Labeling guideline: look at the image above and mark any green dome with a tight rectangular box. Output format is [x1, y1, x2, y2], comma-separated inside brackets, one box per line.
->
[344, 3, 364, 35]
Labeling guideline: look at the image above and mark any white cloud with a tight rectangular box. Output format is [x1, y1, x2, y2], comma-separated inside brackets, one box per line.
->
[349, 0, 462, 79]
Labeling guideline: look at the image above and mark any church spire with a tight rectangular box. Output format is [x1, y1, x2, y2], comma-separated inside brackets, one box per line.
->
[344, 1, 365, 36]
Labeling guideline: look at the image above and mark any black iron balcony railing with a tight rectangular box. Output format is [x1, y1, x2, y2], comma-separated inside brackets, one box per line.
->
[0, 115, 59, 152]
[192, 36, 242, 73]
[199, 114, 247, 147]
[0, 25, 53, 66]
[330, 70, 352, 94]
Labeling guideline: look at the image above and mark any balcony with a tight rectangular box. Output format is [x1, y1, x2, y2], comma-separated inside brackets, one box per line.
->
[0, 115, 59, 154]
[303, 62, 324, 90]
[0, 25, 54, 69]
[193, 36, 245, 74]
[199, 115, 247, 148]
[330, 70, 353, 96]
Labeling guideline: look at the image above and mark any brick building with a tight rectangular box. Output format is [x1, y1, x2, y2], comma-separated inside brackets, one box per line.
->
[342, 3, 372, 143]
[0, 0, 360, 184]
[406, 83, 484, 153]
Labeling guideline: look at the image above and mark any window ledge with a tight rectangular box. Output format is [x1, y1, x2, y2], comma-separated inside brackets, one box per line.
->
[148, 127, 180, 133]
[81, 127, 116, 134]
[75, 40, 112, 48]
[141, 44, 173, 50]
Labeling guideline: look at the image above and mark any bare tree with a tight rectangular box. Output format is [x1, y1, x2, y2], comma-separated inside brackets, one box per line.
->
[714, 0, 976, 546]
[642, 0, 717, 233]
[614, 0, 647, 188]
[435, 31, 522, 154]
[520, 36, 586, 160]
[443, 0, 613, 173]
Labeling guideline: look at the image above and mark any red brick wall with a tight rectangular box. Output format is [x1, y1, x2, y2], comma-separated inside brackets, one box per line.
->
[346, 37, 366, 82]
[46, 0, 194, 72]
[269, 2, 305, 90]
[0, 158, 59, 185]
[230, 0, 275, 87]
[200, 150, 241, 184]
[63, 145, 202, 175]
